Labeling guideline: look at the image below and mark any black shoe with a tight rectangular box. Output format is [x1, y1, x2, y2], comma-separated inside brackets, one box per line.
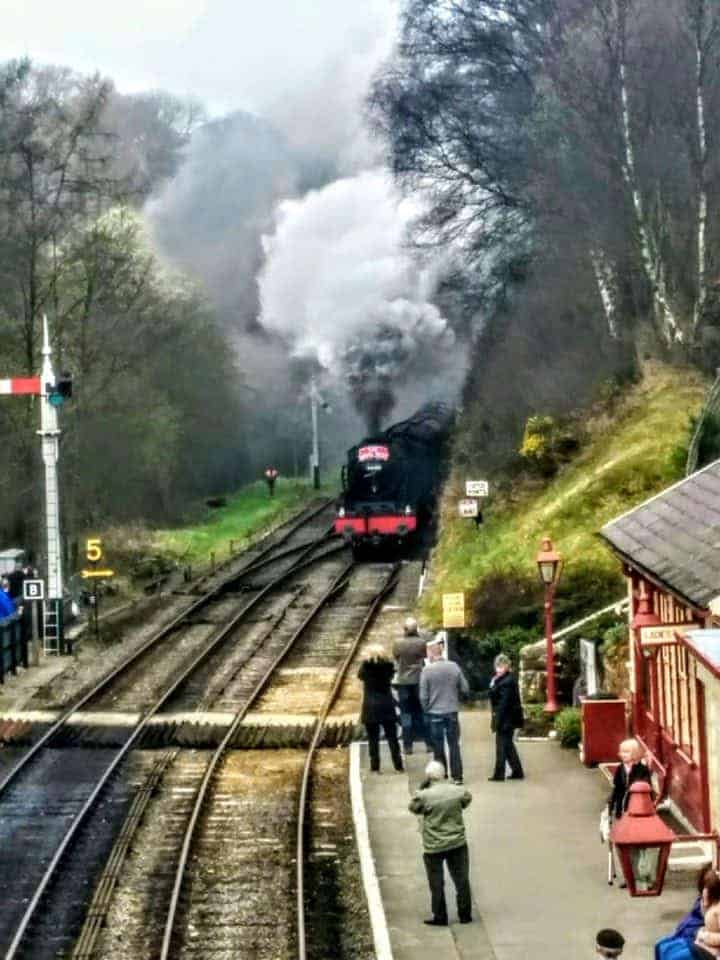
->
[423, 918, 448, 926]
[508, 774, 525, 780]
[452, 778, 463, 785]
[404, 747, 413, 755]
[488, 776, 504, 781]
[394, 765, 404, 772]
[459, 917, 472, 924]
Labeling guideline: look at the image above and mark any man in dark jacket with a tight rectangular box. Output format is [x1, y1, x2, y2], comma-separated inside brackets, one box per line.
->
[393, 617, 432, 754]
[6, 561, 25, 602]
[409, 759, 473, 926]
[488, 653, 525, 781]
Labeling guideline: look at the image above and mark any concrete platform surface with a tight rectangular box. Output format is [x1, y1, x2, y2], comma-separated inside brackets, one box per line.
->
[361, 707, 694, 960]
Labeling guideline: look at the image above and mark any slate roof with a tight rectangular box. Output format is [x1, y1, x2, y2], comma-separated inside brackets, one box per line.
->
[599, 458, 720, 609]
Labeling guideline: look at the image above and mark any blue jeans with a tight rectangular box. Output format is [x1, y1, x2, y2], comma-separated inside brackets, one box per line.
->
[395, 684, 431, 751]
[428, 713, 462, 781]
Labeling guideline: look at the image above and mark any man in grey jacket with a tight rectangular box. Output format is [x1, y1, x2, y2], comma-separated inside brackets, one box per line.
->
[419, 634, 469, 784]
[393, 617, 432, 754]
[409, 760, 473, 925]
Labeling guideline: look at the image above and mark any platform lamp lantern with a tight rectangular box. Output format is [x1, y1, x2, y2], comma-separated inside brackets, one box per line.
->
[610, 782, 676, 896]
[536, 536, 563, 713]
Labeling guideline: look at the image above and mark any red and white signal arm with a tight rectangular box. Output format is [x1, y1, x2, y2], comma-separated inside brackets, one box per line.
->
[23, 579, 45, 601]
[358, 445, 390, 462]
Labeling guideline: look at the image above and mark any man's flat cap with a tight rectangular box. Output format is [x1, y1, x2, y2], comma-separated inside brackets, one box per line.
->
[596, 929, 624, 953]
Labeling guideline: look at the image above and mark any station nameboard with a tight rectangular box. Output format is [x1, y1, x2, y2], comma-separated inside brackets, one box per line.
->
[639, 624, 683, 647]
[442, 592, 466, 628]
[465, 480, 489, 498]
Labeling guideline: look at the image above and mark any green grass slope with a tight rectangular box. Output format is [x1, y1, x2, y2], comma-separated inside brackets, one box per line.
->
[153, 477, 335, 565]
[424, 363, 708, 632]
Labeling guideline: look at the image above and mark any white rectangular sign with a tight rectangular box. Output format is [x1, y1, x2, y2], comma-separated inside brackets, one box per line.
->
[22, 579, 45, 601]
[465, 480, 489, 498]
[458, 498, 479, 518]
[639, 625, 683, 647]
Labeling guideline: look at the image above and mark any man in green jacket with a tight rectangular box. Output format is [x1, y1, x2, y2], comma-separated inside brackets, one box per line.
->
[409, 760, 473, 926]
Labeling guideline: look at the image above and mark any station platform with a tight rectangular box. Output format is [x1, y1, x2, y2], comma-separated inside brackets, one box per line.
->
[358, 707, 694, 960]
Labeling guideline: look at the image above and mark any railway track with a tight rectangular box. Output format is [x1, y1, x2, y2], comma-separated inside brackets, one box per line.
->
[59, 562, 399, 960]
[0, 506, 349, 960]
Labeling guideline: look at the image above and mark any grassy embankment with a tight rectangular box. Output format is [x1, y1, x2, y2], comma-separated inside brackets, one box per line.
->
[423, 363, 708, 637]
[152, 477, 336, 567]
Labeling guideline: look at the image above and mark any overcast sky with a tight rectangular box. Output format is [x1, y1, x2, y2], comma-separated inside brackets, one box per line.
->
[0, 0, 397, 137]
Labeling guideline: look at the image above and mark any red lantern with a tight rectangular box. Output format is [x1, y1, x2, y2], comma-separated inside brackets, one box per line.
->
[610, 782, 676, 896]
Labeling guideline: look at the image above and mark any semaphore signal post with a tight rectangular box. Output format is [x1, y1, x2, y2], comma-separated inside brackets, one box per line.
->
[1, 316, 71, 655]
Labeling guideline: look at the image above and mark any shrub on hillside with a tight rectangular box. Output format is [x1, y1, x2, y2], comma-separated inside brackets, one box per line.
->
[697, 411, 720, 468]
[454, 625, 536, 697]
[519, 415, 583, 477]
[554, 707, 582, 748]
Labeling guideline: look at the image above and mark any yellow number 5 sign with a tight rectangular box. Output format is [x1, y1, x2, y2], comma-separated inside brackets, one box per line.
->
[86, 538, 103, 563]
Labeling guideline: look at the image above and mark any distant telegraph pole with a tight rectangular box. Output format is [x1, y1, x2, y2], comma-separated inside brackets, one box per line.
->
[310, 376, 320, 490]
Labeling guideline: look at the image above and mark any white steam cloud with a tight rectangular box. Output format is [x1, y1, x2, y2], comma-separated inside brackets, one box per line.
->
[259, 169, 454, 427]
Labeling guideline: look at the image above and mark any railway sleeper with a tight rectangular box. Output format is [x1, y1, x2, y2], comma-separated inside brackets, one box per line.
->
[0, 711, 362, 749]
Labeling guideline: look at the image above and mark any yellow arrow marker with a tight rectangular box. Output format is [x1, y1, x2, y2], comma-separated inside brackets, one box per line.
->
[81, 569, 115, 579]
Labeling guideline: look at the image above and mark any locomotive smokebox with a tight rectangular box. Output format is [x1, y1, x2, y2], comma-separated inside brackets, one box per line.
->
[335, 402, 453, 555]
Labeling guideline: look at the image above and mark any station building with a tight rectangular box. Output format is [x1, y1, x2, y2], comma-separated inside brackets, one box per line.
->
[600, 459, 720, 846]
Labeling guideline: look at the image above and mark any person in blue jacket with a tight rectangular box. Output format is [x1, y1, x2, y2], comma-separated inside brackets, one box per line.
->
[0, 578, 17, 619]
[0, 577, 17, 620]
[655, 863, 719, 960]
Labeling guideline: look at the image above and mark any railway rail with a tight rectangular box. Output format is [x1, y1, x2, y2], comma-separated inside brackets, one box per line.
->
[0, 503, 348, 960]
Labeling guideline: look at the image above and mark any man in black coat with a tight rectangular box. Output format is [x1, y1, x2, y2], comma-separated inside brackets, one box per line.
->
[6, 561, 25, 603]
[488, 653, 524, 781]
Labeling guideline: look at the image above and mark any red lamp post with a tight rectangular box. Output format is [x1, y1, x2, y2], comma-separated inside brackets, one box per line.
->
[536, 536, 563, 713]
[610, 782, 676, 896]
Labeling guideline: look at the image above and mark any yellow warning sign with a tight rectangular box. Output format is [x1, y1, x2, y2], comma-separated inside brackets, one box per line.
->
[442, 592, 465, 629]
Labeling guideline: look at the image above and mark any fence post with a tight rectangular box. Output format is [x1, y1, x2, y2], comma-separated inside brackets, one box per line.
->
[20, 613, 29, 669]
[9, 616, 18, 675]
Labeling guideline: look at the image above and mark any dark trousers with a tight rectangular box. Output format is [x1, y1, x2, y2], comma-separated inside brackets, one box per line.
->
[423, 843, 471, 923]
[493, 728, 524, 779]
[395, 684, 431, 751]
[428, 713, 462, 781]
[366, 720, 403, 771]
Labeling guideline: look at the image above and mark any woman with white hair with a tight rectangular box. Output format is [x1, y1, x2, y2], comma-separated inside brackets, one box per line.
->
[358, 644, 403, 773]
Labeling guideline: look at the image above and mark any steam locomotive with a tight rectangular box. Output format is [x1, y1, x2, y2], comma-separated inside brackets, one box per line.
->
[334, 403, 452, 551]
